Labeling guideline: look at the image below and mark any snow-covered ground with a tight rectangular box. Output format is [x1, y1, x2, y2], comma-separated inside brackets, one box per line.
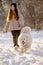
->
[0, 30, 43, 65]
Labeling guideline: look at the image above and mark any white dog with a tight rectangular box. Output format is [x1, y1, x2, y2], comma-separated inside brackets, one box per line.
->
[18, 26, 32, 53]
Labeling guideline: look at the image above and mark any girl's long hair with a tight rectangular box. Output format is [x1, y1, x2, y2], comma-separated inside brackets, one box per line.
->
[6, 3, 19, 22]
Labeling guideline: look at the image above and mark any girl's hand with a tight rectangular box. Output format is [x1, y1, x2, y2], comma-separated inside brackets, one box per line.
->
[18, 22, 20, 27]
[3, 22, 10, 33]
[5, 28, 8, 32]
[3, 28, 8, 33]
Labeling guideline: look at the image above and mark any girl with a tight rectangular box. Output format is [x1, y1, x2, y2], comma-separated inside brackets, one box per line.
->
[4, 3, 24, 47]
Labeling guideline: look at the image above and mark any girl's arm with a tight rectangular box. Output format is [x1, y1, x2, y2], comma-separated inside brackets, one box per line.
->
[17, 7, 25, 27]
[3, 21, 10, 33]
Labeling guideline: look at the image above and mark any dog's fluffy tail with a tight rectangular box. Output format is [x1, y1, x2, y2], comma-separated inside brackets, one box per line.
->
[21, 26, 31, 34]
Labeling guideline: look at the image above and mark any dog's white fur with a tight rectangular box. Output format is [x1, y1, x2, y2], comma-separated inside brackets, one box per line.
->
[18, 26, 32, 53]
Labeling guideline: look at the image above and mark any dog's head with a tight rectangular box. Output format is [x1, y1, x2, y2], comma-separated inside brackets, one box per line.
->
[18, 33, 29, 48]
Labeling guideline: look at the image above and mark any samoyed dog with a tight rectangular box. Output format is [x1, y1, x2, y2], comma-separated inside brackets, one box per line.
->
[18, 26, 32, 53]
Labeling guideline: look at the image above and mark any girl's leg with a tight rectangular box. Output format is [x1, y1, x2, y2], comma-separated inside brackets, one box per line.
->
[11, 30, 17, 47]
[16, 30, 21, 47]
[11, 30, 20, 47]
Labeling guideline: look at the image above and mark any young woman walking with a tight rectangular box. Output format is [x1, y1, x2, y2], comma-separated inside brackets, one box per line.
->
[4, 3, 24, 47]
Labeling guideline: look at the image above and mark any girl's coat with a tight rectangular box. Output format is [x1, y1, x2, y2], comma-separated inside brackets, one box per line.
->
[4, 7, 24, 32]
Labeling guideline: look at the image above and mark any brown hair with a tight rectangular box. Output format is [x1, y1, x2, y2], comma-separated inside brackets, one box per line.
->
[6, 3, 19, 22]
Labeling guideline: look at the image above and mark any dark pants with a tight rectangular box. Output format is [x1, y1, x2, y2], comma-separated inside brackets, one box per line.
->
[11, 30, 20, 47]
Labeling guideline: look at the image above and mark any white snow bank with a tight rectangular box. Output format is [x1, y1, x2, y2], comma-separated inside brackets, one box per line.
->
[0, 30, 43, 65]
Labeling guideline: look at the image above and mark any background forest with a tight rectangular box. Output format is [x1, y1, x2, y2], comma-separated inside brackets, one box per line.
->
[0, 0, 43, 31]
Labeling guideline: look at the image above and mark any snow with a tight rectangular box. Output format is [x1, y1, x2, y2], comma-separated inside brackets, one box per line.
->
[0, 30, 43, 65]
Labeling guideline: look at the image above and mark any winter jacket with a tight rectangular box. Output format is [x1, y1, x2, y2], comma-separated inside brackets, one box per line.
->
[4, 7, 24, 32]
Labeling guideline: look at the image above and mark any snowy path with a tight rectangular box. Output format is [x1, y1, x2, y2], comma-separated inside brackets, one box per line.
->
[0, 30, 43, 65]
